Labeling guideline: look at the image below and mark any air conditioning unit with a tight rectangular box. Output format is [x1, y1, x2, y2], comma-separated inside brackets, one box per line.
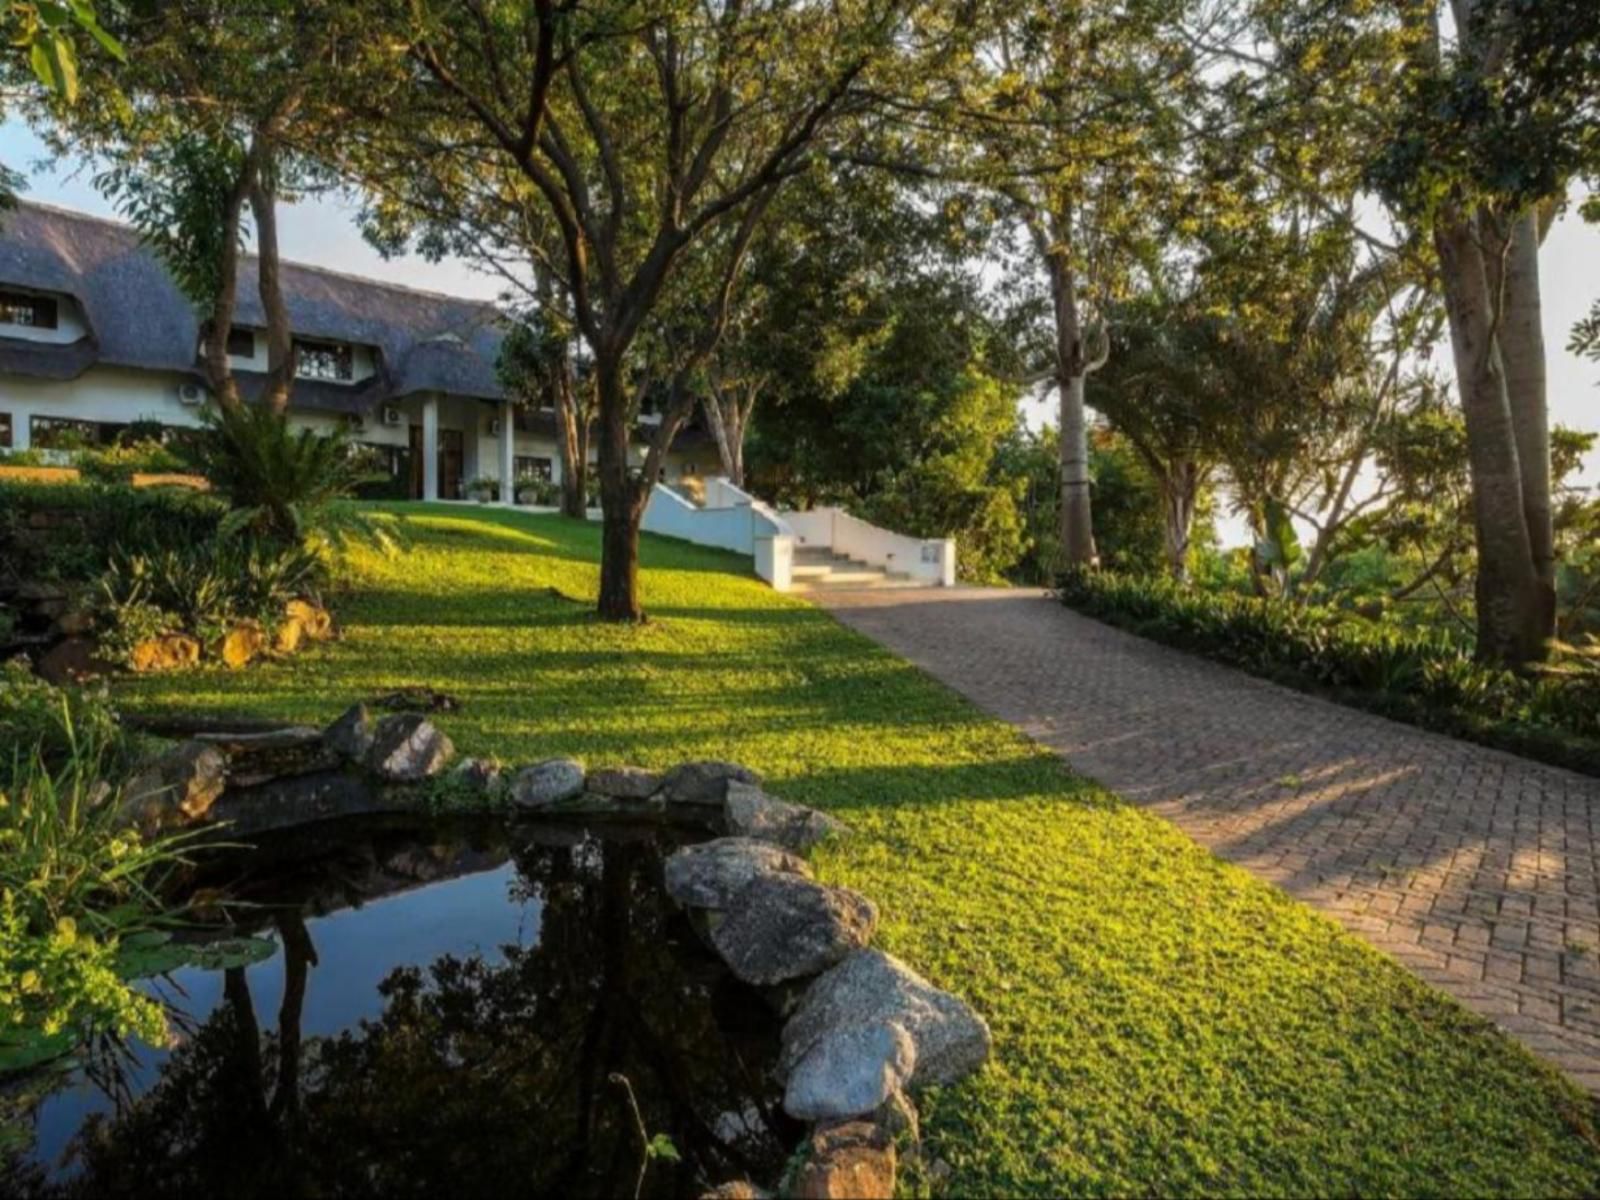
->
[489, 418, 502, 436]
[381, 405, 402, 427]
[177, 382, 206, 407]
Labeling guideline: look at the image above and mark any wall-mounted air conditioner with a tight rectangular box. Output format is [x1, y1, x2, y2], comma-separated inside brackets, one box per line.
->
[381, 405, 402, 427]
[177, 382, 206, 407]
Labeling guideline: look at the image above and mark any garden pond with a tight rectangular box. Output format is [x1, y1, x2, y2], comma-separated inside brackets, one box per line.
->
[1, 816, 801, 1199]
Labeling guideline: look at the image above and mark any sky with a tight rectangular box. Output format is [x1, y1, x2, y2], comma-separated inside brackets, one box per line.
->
[3, 117, 1596, 545]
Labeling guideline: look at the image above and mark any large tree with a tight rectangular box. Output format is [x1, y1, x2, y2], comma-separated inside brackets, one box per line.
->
[34, 1, 357, 414]
[349, 0, 928, 620]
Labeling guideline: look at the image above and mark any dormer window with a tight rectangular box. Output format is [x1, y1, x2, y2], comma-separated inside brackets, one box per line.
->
[227, 327, 255, 357]
[0, 289, 58, 330]
[295, 339, 353, 381]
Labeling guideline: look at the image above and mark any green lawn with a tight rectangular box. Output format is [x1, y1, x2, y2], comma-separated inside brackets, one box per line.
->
[117, 504, 1600, 1198]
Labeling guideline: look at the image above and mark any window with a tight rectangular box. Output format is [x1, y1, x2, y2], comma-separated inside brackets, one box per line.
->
[0, 289, 58, 330]
[295, 340, 354, 381]
[0, 412, 11, 449]
[515, 456, 553, 482]
[227, 327, 255, 357]
[31, 416, 123, 450]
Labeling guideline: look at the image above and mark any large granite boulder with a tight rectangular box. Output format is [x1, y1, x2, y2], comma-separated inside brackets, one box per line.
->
[663, 837, 811, 910]
[710, 874, 877, 985]
[659, 760, 760, 806]
[724, 781, 846, 853]
[365, 713, 454, 781]
[119, 740, 228, 831]
[781, 950, 991, 1091]
[586, 765, 662, 800]
[783, 1019, 915, 1122]
[510, 757, 585, 808]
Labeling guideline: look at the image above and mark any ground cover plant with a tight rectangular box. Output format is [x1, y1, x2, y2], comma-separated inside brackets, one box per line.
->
[1055, 566, 1600, 776]
[113, 505, 1600, 1198]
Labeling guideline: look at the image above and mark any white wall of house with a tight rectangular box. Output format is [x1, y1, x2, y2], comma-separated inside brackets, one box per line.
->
[0, 367, 702, 496]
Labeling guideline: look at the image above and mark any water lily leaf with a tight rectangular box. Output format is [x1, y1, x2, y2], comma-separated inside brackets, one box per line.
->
[117, 933, 277, 979]
[0, 1028, 77, 1074]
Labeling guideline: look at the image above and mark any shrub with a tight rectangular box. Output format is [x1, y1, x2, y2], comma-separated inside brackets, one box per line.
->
[95, 539, 325, 655]
[0, 479, 226, 585]
[193, 404, 397, 552]
[1055, 567, 1600, 774]
[73, 440, 187, 485]
[0, 660, 127, 788]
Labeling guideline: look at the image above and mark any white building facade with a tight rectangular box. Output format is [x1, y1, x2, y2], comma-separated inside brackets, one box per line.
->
[0, 202, 712, 498]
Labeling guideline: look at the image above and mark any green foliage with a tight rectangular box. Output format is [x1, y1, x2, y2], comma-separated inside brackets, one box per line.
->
[114, 505, 1600, 1197]
[94, 537, 323, 659]
[0, 479, 227, 585]
[4, 0, 123, 104]
[0, 659, 124, 788]
[72, 439, 186, 485]
[194, 404, 399, 553]
[1056, 567, 1600, 773]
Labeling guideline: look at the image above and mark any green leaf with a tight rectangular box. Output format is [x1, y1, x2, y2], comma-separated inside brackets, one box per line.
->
[117, 933, 277, 979]
[645, 1133, 680, 1162]
[29, 33, 79, 103]
[0, 1027, 77, 1074]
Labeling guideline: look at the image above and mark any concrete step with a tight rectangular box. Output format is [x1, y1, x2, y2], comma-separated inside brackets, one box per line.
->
[790, 572, 926, 593]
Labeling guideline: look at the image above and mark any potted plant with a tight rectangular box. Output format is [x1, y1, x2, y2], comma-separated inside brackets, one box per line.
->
[465, 477, 498, 504]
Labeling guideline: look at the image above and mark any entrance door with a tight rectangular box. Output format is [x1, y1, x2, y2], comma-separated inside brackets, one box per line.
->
[407, 425, 467, 499]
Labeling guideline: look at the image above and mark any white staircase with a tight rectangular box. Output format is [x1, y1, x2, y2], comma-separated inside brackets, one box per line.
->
[640, 478, 955, 593]
[789, 546, 922, 593]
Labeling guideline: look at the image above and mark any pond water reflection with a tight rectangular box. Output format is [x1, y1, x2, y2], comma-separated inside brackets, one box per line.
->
[3, 819, 799, 1199]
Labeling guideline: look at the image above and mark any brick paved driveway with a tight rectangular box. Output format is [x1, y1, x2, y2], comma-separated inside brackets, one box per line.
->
[821, 586, 1600, 1092]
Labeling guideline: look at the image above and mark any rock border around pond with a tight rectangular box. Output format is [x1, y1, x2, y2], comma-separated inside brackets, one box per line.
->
[112, 705, 989, 1198]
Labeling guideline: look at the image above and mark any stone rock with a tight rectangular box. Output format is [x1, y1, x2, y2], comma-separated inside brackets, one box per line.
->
[586, 765, 662, 800]
[220, 621, 266, 669]
[273, 617, 305, 655]
[783, 1020, 915, 1122]
[699, 1184, 769, 1200]
[509, 757, 585, 808]
[451, 756, 503, 791]
[710, 873, 877, 986]
[781, 950, 992, 1091]
[370, 686, 459, 713]
[195, 726, 335, 786]
[324, 704, 376, 763]
[663, 837, 811, 911]
[130, 633, 201, 673]
[874, 1087, 920, 1146]
[724, 781, 847, 853]
[120, 740, 228, 831]
[365, 713, 454, 782]
[659, 760, 760, 806]
[790, 1121, 896, 1200]
[285, 598, 333, 640]
[36, 636, 109, 686]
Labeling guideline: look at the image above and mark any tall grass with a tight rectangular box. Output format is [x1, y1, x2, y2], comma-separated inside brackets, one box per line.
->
[0, 692, 197, 1072]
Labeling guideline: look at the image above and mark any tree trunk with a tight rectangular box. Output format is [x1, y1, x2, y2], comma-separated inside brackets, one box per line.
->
[251, 175, 293, 415]
[1159, 461, 1199, 583]
[1499, 208, 1556, 633]
[556, 368, 591, 520]
[1052, 258, 1097, 567]
[200, 168, 255, 411]
[595, 360, 644, 621]
[702, 384, 752, 488]
[1434, 209, 1547, 668]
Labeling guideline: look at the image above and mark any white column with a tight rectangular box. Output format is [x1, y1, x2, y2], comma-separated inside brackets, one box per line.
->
[499, 400, 515, 505]
[421, 395, 439, 501]
[12, 411, 30, 450]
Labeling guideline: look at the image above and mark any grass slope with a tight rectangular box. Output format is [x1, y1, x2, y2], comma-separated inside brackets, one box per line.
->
[118, 505, 1600, 1198]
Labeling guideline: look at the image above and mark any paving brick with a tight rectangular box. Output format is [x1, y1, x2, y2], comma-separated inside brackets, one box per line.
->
[824, 587, 1600, 1095]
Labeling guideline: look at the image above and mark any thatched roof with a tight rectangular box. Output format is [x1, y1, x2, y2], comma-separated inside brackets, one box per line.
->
[0, 201, 506, 412]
